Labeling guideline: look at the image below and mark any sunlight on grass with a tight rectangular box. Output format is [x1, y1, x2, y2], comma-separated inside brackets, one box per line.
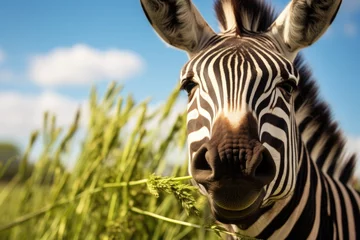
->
[0, 82, 258, 240]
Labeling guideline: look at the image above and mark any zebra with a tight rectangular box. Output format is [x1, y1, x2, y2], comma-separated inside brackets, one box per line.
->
[140, 0, 360, 239]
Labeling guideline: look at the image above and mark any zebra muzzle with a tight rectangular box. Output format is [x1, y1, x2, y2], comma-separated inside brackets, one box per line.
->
[190, 140, 275, 222]
[191, 141, 275, 185]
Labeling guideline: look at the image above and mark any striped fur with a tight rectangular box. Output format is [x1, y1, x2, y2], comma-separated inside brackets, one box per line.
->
[180, 33, 359, 238]
[140, 0, 359, 239]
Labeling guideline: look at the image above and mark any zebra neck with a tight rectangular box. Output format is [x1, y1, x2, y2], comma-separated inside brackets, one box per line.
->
[233, 140, 360, 239]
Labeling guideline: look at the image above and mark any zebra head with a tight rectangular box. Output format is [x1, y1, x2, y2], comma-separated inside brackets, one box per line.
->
[141, 0, 340, 224]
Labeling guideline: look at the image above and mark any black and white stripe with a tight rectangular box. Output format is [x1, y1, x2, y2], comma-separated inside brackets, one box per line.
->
[182, 35, 359, 239]
[140, 0, 359, 238]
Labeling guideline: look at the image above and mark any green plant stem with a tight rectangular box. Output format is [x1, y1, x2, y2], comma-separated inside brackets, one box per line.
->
[0, 175, 193, 232]
[103, 175, 192, 188]
[130, 207, 201, 229]
[130, 206, 256, 240]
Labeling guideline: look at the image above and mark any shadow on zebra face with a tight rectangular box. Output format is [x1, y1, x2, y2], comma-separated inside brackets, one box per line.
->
[141, 0, 344, 228]
[191, 113, 276, 223]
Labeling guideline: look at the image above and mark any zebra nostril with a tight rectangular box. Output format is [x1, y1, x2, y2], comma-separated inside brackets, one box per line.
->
[251, 147, 276, 186]
[195, 147, 212, 171]
[191, 144, 213, 183]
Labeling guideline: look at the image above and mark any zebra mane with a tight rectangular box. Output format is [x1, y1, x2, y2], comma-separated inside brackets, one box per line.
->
[294, 59, 357, 184]
[215, 0, 275, 34]
[214, 0, 357, 185]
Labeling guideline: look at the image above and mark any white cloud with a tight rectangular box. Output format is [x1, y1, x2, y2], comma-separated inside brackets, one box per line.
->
[0, 49, 5, 64]
[0, 91, 89, 141]
[344, 23, 357, 36]
[29, 44, 144, 86]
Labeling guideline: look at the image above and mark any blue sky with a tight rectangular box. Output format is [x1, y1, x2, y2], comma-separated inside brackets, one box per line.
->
[0, 0, 359, 167]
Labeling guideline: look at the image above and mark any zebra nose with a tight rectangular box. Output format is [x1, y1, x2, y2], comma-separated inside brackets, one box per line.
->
[191, 142, 276, 187]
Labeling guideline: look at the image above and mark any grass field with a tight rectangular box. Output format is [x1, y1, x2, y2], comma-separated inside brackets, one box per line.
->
[0, 83, 256, 240]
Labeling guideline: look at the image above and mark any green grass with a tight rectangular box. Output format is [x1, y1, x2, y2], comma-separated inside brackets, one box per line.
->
[0, 83, 255, 240]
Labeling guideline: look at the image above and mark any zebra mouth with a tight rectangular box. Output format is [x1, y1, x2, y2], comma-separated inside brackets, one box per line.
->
[209, 185, 266, 224]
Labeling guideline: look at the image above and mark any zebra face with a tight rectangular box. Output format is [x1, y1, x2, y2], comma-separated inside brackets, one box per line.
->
[141, 0, 338, 225]
[180, 36, 300, 223]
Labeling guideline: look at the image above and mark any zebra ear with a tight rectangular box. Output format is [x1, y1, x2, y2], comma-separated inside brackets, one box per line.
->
[268, 0, 342, 61]
[140, 0, 216, 58]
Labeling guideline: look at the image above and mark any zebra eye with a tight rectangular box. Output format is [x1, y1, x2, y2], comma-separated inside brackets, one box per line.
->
[180, 79, 198, 96]
[278, 80, 297, 95]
